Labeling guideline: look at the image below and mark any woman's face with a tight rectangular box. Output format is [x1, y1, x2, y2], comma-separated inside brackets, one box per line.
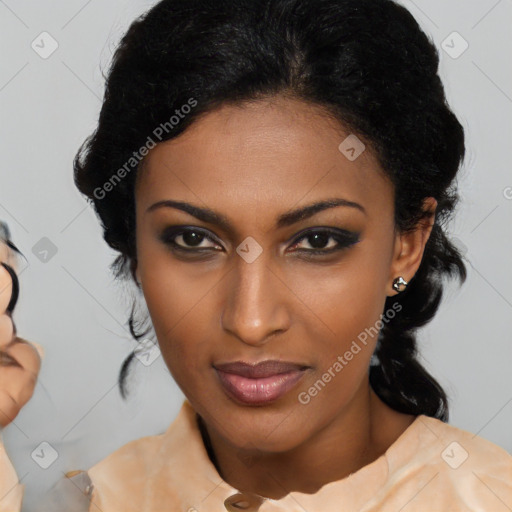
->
[134, 96, 425, 452]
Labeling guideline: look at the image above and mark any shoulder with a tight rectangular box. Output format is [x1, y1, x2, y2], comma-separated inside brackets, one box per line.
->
[86, 403, 197, 511]
[377, 414, 512, 511]
[81, 400, 210, 510]
[42, 470, 94, 512]
[87, 431, 166, 482]
[59, 432, 166, 482]
[424, 416, 512, 509]
[416, 414, 512, 469]
[44, 434, 167, 512]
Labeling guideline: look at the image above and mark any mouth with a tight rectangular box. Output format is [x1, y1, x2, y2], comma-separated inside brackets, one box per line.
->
[213, 360, 310, 406]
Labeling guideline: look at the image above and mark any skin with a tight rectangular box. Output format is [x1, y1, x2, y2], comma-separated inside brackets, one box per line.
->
[134, 95, 436, 499]
[0, 242, 43, 428]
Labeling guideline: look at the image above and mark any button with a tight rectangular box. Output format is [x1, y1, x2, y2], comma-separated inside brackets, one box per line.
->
[224, 492, 265, 511]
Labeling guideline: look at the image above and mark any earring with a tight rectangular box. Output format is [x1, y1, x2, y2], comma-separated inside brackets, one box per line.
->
[392, 276, 408, 292]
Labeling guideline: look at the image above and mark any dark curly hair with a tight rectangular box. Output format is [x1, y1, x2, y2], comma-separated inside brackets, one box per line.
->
[74, 0, 467, 421]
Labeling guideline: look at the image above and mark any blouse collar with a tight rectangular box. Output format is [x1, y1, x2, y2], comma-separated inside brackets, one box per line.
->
[142, 399, 425, 512]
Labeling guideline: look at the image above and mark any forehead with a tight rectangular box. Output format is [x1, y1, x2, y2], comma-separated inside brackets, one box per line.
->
[136, 97, 393, 222]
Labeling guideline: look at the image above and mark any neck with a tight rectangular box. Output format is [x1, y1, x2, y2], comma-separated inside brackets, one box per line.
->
[197, 381, 415, 500]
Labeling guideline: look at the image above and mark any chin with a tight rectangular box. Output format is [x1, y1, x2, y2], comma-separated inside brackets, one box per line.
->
[214, 407, 308, 452]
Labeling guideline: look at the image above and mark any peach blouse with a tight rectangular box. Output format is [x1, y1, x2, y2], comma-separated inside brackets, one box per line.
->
[4, 399, 512, 511]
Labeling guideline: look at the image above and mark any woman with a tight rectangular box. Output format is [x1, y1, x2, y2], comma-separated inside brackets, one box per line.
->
[47, 0, 511, 510]
[0, 223, 43, 512]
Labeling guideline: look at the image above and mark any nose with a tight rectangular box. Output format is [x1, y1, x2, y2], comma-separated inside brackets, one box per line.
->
[221, 255, 291, 347]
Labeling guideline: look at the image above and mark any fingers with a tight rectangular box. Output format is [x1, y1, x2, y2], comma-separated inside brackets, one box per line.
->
[0, 264, 16, 348]
[0, 338, 41, 428]
[0, 313, 14, 348]
[6, 338, 42, 377]
[0, 236, 19, 274]
[0, 390, 20, 427]
[19, 339, 45, 361]
[0, 264, 13, 314]
[0, 234, 42, 428]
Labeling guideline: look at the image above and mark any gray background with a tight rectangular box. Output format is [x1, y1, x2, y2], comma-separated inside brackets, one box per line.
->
[1, 0, 511, 510]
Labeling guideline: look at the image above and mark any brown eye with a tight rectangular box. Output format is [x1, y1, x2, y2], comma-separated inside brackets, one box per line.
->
[179, 230, 206, 247]
[289, 228, 360, 255]
[159, 226, 223, 252]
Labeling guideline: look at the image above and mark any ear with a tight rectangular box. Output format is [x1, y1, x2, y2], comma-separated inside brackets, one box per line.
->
[387, 197, 437, 297]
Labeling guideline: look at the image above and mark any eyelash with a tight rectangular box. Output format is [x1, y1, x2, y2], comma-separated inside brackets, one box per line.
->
[159, 226, 360, 257]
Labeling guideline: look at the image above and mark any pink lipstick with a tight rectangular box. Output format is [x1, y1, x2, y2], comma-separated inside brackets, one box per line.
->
[214, 360, 309, 405]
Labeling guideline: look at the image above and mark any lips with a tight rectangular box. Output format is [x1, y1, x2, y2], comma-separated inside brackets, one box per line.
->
[213, 360, 310, 405]
[214, 360, 309, 378]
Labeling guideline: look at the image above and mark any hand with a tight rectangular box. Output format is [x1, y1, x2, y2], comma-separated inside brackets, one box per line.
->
[0, 237, 43, 428]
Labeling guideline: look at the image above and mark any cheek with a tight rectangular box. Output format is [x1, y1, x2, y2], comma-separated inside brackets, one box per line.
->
[288, 258, 389, 406]
[290, 254, 388, 346]
[139, 257, 208, 339]
[136, 234, 227, 397]
[140, 272, 216, 395]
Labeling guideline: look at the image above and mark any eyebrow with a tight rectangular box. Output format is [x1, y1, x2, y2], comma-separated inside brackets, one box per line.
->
[146, 197, 366, 231]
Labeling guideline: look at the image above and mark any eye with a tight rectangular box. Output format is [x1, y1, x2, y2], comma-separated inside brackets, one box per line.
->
[288, 227, 360, 255]
[159, 226, 223, 252]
